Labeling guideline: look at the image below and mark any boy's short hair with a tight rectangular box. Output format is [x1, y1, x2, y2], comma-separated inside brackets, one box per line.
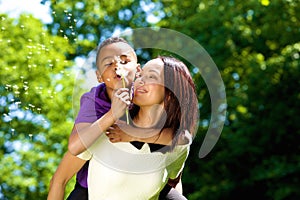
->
[96, 37, 136, 70]
[98, 37, 130, 51]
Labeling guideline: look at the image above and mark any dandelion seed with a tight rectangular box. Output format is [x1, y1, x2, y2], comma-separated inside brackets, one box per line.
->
[5, 84, 11, 90]
[15, 101, 21, 108]
[37, 108, 42, 113]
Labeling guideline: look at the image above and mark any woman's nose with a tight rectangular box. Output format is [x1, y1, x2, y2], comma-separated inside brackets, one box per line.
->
[135, 77, 144, 87]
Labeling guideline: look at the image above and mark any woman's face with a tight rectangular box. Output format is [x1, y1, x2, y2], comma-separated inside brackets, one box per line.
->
[133, 58, 165, 107]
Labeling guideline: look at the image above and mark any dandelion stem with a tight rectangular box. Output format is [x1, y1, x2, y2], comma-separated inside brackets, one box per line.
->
[122, 76, 129, 124]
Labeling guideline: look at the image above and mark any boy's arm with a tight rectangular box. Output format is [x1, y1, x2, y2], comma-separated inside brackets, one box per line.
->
[106, 122, 173, 145]
[68, 110, 116, 155]
[47, 151, 86, 200]
[68, 88, 130, 156]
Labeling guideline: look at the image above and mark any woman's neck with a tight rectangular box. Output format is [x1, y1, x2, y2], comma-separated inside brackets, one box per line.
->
[134, 104, 165, 128]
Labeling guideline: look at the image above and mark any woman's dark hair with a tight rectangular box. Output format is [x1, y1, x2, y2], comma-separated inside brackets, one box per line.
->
[159, 56, 198, 146]
[130, 56, 198, 147]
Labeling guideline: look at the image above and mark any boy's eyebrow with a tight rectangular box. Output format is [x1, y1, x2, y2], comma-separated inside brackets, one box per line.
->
[101, 56, 114, 63]
[101, 54, 132, 63]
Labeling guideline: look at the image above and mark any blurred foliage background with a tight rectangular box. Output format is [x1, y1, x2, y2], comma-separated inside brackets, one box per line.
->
[0, 0, 299, 199]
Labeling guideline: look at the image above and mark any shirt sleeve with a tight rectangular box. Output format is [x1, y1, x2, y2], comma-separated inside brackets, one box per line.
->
[166, 131, 192, 179]
[166, 146, 189, 179]
[75, 90, 98, 124]
[77, 150, 92, 161]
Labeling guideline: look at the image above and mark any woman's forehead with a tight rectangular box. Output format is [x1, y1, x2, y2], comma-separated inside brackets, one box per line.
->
[143, 58, 164, 71]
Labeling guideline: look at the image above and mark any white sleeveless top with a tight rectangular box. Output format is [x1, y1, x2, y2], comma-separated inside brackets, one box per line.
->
[77, 131, 192, 200]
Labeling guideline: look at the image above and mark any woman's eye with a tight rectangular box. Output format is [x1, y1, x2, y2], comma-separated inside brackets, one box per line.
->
[135, 72, 142, 78]
[149, 75, 157, 79]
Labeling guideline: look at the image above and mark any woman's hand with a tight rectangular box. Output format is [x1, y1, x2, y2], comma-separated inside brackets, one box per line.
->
[111, 88, 130, 120]
[106, 122, 134, 143]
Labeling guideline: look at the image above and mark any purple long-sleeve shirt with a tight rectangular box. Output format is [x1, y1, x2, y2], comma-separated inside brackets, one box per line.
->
[74, 83, 111, 188]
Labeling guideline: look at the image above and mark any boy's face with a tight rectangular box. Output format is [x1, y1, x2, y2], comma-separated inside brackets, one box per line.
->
[96, 42, 138, 91]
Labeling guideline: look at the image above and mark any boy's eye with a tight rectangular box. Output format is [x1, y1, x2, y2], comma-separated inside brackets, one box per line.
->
[119, 55, 131, 65]
[120, 60, 128, 64]
[105, 63, 113, 66]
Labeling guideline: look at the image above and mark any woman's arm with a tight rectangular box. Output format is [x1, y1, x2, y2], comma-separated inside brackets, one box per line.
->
[47, 151, 86, 200]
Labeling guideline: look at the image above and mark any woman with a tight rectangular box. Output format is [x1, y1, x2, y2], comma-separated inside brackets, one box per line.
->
[76, 56, 198, 199]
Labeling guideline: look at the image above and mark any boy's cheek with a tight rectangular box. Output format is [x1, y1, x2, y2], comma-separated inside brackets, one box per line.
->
[123, 62, 137, 72]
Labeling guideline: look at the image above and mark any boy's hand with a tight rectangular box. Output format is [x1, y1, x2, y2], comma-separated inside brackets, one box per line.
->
[111, 88, 130, 120]
[106, 122, 133, 143]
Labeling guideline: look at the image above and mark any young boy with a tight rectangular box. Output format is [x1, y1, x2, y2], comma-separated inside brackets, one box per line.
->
[47, 37, 186, 200]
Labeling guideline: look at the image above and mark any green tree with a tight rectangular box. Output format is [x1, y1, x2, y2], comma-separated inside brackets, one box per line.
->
[0, 14, 75, 199]
[1, 0, 300, 199]
[156, 0, 300, 199]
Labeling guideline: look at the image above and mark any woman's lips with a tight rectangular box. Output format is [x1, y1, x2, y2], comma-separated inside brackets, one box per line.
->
[135, 86, 148, 94]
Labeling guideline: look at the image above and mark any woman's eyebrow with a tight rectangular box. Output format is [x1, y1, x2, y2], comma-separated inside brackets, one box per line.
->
[148, 69, 160, 74]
